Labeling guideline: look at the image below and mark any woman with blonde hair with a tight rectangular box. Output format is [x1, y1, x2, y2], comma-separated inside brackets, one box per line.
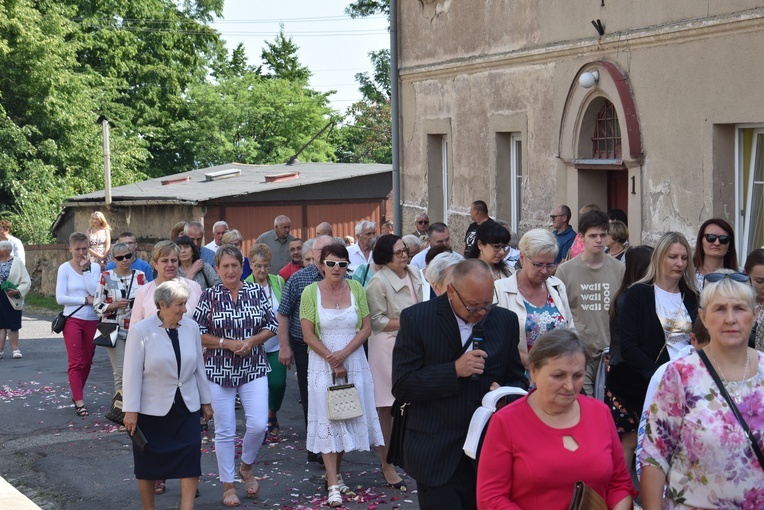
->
[88, 211, 111, 267]
[607, 220, 629, 262]
[619, 232, 699, 413]
[222, 229, 251, 280]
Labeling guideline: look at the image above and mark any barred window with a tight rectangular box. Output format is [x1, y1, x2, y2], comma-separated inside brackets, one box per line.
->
[592, 101, 622, 159]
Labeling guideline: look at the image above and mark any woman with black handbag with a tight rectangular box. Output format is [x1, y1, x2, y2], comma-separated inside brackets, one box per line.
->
[641, 270, 764, 509]
[300, 243, 383, 508]
[55, 232, 101, 417]
[93, 242, 147, 426]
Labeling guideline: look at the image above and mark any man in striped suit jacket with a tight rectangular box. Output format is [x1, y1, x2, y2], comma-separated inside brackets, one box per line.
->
[392, 259, 527, 510]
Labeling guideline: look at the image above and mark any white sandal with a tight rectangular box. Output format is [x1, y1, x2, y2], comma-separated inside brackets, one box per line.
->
[327, 485, 343, 508]
[12, 350, 21, 359]
[336, 474, 355, 495]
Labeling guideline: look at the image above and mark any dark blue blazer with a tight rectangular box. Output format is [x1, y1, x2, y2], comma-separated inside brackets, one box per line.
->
[391, 294, 526, 487]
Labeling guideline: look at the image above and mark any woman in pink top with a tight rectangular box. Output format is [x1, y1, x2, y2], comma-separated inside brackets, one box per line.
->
[477, 330, 635, 510]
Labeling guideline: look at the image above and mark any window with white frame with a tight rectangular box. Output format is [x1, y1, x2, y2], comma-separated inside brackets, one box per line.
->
[427, 134, 449, 222]
[737, 127, 764, 257]
[496, 132, 523, 233]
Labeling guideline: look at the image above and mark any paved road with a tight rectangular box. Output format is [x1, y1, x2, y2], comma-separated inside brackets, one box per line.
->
[0, 313, 418, 509]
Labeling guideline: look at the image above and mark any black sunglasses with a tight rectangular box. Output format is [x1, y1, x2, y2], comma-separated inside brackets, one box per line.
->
[417, 220, 429, 225]
[703, 233, 731, 245]
[704, 272, 750, 283]
[114, 253, 133, 262]
[324, 260, 349, 268]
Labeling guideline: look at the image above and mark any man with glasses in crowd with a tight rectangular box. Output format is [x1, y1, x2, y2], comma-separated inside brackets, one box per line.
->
[278, 238, 304, 282]
[413, 213, 430, 237]
[392, 259, 526, 510]
[348, 220, 376, 271]
[555, 210, 624, 397]
[104, 231, 154, 282]
[550, 205, 576, 264]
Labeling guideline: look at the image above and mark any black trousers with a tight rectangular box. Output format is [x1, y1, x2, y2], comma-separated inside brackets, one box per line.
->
[289, 337, 309, 429]
[416, 454, 478, 510]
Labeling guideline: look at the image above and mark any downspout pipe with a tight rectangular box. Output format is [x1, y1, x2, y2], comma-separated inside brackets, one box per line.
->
[390, 0, 402, 235]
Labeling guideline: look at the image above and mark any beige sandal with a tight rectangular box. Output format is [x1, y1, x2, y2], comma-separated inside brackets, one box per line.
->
[239, 468, 259, 497]
[223, 487, 240, 507]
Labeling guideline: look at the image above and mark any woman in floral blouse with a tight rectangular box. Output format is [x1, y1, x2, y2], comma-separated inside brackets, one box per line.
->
[494, 229, 575, 368]
[640, 269, 764, 509]
[193, 245, 278, 507]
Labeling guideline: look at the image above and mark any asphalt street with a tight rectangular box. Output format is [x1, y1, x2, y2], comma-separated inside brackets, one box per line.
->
[0, 312, 419, 510]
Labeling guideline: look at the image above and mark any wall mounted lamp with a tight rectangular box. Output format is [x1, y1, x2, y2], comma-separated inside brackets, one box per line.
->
[578, 70, 599, 89]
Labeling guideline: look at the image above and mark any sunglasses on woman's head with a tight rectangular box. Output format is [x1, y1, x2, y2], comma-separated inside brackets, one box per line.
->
[703, 233, 731, 245]
[704, 272, 750, 283]
[114, 253, 133, 261]
[324, 260, 349, 268]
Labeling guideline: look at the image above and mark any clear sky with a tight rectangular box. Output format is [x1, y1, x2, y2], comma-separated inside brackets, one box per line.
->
[212, 0, 390, 112]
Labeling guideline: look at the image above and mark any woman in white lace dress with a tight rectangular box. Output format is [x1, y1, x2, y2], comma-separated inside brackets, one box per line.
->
[300, 243, 383, 508]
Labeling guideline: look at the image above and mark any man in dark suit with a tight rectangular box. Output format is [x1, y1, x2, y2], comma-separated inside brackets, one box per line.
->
[392, 259, 526, 510]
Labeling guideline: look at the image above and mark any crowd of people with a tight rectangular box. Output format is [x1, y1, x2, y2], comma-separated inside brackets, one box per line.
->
[2, 201, 762, 510]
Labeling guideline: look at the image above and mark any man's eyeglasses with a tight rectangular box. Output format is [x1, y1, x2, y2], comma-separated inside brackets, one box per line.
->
[393, 248, 409, 258]
[703, 233, 731, 245]
[526, 258, 557, 271]
[252, 264, 271, 270]
[549, 214, 564, 220]
[324, 260, 349, 269]
[704, 272, 750, 283]
[114, 253, 133, 262]
[451, 285, 499, 315]
[417, 220, 429, 225]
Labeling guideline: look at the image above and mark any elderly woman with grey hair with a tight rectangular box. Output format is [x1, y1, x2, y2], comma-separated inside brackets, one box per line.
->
[400, 234, 422, 262]
[0, 239, 31, 359]
[424, 250, 464, 297]
[123, 279, 213, 510]
[494, 229, 575, 367]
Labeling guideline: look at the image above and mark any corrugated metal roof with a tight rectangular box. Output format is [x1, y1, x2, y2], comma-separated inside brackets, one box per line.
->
[67, 162, 392, 204]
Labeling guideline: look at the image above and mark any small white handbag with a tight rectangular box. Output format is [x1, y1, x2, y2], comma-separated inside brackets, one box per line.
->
[327, 374, 363, 421]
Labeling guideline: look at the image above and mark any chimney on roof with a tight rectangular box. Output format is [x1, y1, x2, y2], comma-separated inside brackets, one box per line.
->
[265, 172, 300, 183]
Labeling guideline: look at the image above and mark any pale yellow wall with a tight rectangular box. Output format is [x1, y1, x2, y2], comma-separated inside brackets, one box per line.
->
[398, 1, 764, 246]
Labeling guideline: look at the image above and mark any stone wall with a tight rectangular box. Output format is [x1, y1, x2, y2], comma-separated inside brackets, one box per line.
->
[25, 244, 154, 298]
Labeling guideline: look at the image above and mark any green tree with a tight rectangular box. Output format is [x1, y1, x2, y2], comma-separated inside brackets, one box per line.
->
[179, 48, 335, 167]
[261, 26, 311, 83]
[345, 0, 390, 18]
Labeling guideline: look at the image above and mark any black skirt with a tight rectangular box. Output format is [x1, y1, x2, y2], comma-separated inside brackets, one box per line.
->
[0, 293, 21, 330]
[134, 390, 201, 480]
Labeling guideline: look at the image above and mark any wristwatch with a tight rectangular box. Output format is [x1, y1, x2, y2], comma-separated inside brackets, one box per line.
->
[219, 337, 225, 348]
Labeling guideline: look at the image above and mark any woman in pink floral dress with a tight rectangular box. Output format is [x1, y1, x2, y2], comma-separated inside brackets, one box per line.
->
[640, 269, 764, 509]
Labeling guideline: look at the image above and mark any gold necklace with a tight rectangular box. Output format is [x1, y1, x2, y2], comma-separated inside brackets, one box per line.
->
[709, 348, 750, 404]
[324, 282, 344, 309]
